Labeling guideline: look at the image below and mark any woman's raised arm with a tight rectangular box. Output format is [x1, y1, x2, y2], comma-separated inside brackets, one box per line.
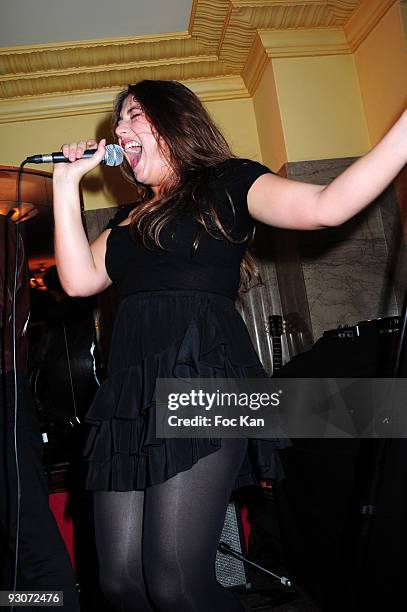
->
[52, 138, 113, 297]
[248, 109, 407, 231]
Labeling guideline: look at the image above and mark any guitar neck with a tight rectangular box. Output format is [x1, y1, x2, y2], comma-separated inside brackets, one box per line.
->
[268, 315, 284, 373]
[271, 337, 283, 371]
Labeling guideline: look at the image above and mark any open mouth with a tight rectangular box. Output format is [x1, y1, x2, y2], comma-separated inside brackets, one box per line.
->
[123, 140, 142, 168]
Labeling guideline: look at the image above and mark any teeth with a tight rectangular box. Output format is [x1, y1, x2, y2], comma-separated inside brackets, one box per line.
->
[124, 141, 142, 152]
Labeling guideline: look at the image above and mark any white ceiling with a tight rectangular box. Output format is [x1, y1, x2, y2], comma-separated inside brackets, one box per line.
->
[1, 0, 193, 47]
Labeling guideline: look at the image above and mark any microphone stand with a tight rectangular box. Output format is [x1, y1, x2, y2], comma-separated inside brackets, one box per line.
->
[217, 541, 292, 588]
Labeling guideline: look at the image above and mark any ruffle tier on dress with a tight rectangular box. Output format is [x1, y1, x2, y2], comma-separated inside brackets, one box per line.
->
[83, 290, 288, 491]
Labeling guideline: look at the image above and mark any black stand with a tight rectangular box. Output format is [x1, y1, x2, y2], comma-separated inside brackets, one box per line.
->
[217, 541, 300, 610]
[217, 541, 292, 588]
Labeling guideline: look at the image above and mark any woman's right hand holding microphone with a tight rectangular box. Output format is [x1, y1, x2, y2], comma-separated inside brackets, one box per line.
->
[52, 138, 107, 185]
[52, 136, 114, 297]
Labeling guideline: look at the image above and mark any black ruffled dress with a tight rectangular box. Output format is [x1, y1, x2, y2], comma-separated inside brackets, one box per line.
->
[84, 158, 288, 491]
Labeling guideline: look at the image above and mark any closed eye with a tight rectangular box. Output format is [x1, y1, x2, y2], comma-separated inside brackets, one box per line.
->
[128, 105, 143, 118]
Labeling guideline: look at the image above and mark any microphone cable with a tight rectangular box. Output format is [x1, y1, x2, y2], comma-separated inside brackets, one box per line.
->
[5, 147, 117, 608]
[8, 159, 29, 611]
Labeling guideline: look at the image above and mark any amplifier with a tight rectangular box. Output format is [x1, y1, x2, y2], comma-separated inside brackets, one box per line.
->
[215, 500, 249, 588]
[323, 316, 400, 340]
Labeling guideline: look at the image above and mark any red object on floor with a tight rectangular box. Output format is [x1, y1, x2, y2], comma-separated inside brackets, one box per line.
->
[241, 505, 250, 553]
[49, 492, 76, 572]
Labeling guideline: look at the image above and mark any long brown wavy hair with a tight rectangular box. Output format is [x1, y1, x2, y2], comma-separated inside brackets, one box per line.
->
[113, 80, 259, 291]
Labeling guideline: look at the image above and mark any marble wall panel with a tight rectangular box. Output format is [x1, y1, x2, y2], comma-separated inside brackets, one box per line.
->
[379, 179, 407, 311]
[302, 240, 397, 341]
[280, 157, 402, 343]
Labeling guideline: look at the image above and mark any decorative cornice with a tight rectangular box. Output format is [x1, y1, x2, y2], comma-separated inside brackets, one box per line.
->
[345, 0, 399, 51]
[0, 30, 190, 56]
[188, 74, 250, 100]
[0, 54, 224, 99]
[0, 76, 249, 124]
[327, 0, 364, 21]
[191, 0, 231, 51]
[6, 0, 398, 123]
[0, 1, 360, 98]
[232, 0, 350, 8]
[242, 32, 270, 95]
[218, 0, 358, 71]
[0, 90, 117, 124]
[259, 27, 351, 58]
[0, 36, 208, 80]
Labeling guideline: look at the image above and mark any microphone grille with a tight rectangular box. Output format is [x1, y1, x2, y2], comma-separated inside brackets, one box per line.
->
[104, 144, 124, 167]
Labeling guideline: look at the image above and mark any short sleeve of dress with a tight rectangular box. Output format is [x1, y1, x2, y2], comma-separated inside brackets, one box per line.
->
[104, 204, 135, 230]
[212, 158, 273, 236]
[219, 158, 272, 188]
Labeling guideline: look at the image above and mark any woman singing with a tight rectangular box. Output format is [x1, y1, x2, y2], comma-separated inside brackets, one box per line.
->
[52, 80, 407, 611]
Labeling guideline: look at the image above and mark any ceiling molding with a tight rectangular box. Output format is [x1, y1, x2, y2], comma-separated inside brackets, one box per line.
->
[0, 76, 249, 124]
[0, 31, 190, 56]
[0, 0, 376, 123]
[327, 0, 365, 21]
[1, 1, 359, 91]
[259, 27, 351, 58]
[191, 0, 231, 51]
[0, 36, 205, 80]
[232, 0, 349, 8]
[344, 0, 399, 51]
[218, 1, 357, 70]
[0, 55, 224, 99]
[0, 90, 118, 124]
[188, 74, 250, 100]
[242, 32, 270, 95]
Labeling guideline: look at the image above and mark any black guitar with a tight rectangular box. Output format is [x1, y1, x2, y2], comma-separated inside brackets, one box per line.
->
[268, 314, 284, 373]
[258, 315, 285, 491]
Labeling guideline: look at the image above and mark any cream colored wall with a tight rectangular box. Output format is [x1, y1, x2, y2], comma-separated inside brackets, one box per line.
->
[0, 96, 262, 210]
[354, 2, 407, 145]
[206, 97, 262, 163]
[251, 4, 406, 165]
[0, 111, 119, 210]
[271, 54, 370, 162]
[252, 61, 287, 172]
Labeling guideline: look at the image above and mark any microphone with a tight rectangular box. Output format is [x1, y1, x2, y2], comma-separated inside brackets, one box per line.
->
[25, 143, 124, 167]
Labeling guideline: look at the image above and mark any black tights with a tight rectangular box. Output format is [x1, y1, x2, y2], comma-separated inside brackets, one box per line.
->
[93, 439, 248, 611]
